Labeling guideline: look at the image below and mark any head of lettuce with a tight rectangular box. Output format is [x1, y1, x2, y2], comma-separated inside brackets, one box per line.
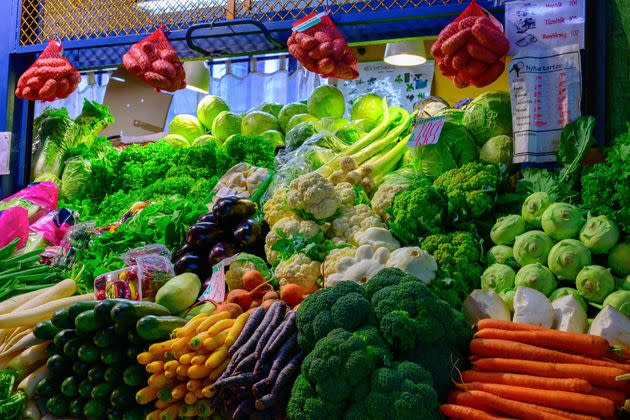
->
[197, 95, 230, 130]
[307, 85, 346, 119]
[168, 115, 206, 144]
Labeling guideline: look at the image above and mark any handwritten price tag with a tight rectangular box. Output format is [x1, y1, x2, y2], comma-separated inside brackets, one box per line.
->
[407, 116, 446, 147]
[198, 253, 241, 302]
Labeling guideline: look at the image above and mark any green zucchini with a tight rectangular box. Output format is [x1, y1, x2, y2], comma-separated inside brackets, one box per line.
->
[136, 315, 186, 341]
[94, 299, 127, 324]
[33, 320, 61, 340]
[75, 310, 105, 335]
[52, 301, 98, 329]
[111, 301, 170, 328]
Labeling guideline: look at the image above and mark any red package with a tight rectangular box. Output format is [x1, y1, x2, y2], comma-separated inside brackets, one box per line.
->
[433, 0, 509, 88]
[15, 40, 81, 102]
[288, 13, 358, 80]
[123, 28, 186, 92]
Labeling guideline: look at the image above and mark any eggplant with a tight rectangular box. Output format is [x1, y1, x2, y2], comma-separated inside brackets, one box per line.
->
[187, 222, 225, 249]
[173, 244, 194, 262]
[174, 253, 207, 276]
[197, 213, 217, 223]
[233, 219, 263, 248]
[212, 196, 257, 224]
[208, 242, 236, 266]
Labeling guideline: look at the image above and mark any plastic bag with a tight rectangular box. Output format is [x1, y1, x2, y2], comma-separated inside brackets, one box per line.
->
[23, 208, 78, 253]
[123, 28, 186, 92]
[288, 12, 358, 80]
[431, 0, 509, 88]
[53, 222, 96, 268]
[15, 40, 81, 101]
[0, 207, 29, 249]
[0, 182, 58, 223]
[121, 244, 172, 266]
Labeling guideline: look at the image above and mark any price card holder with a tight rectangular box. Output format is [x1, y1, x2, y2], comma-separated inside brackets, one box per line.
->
[407, 116, 446, 147]
[0, 132, 10, 175]
[198, 253, 241, 302]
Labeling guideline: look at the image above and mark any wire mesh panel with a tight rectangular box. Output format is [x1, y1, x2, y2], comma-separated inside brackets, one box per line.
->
[19, 0, 469, 46]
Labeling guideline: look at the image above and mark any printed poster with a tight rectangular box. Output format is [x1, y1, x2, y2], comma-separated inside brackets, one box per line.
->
[505, 0, 585, 54]
[509, 45, 582, 163]
[337, 61, 434, 112]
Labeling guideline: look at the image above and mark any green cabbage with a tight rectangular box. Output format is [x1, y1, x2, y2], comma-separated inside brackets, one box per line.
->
[259, 102, 283, 118]
[241, 111, 280, 137]
[307, 85, 346, 119]
[261, 130, 285, 149]
[463, 91, 513, 145]
[192, 135, 220, 147]
[197, 95, 229, 129]
[211, 111, 242, 142]
[168, 115, 206, 143]
[162, 134, 191, 148]
[278, 102, 308, 132]
[350, 93, 385, 131]
[285, 114, 318, 133]
[435, 108, 464, 125]
[480, 135, 513, 165]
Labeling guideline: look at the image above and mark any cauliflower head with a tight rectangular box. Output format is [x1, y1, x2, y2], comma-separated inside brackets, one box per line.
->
[263, 188, 295, 227]
[321, 246, 357, 280]
[334, 182, 357, 209]
[287, 172, 340, 220]
[275, 252, 321, 292]
[332, 204, 385, 245]
[371, 183, 408, 221]
[264, 215, 322, 265]
[326, 245, 391, 288]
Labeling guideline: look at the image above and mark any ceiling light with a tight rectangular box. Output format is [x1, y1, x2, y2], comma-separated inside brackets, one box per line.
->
[384, 40, 427, 66]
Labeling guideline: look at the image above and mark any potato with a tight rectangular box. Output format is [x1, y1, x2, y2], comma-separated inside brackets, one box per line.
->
[463, 289, 511, 325]
[552, 294, 587, 333]
[512, 286, 554, 328]
[589, 306, 630, 347]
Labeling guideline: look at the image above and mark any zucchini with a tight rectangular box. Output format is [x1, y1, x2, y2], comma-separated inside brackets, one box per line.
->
[84, 399, 107, 420]
[47, 354, 71, 376]
[51, 301, 98, 329]
[91, 383, 114, 403]
[126, 330, 145, 345]
[69, 398, 85, 418]
[108, 407, 126, 420]
[75, 310, 105, 335]
[123, 406, 147, 420]
[35, 377, 58, 398]
[101, 348, 124, 365]
[53, 329, 77, 349]
[94, 299, 126, 324]
[110, 384, 134, 409]
[136, 315, 186, 341]
[33, 320, 61, 340]
[93, 326, 116, 348]
[46, 394, 70, 417]
[63, 337, 85, 359]
[73, 360, 91, 378]
[111, 301, 170, 328]
[104, 366, 123, 384]
[87, 366, 105, 384]
[67, 301, 99, 319]
[61, 376, 80, 397]
[122, 365, 145, 387]
[78, 343, 100, 364]
[78, 380, 93, 398]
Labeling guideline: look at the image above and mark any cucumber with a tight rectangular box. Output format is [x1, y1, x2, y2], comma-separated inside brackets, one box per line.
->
[93, 326, 116, 348]
[46, 394, 70, 417]
[73, 360, 91, 377]
[33, 320, 61, 340]
[47, 354, 71, 376]
[78, 380, 93, 398]
[53, 329, 77, 349]
[122, 365, 145, 387]
[126, 344, 144, 360]
[69, 398, 85, 418]
[84, 399, 107, 420]
[75, 310, 105, 335]
[61, 376, 80, 397]
[111, 301, 170, 328]
[91, 383, 114, 403]
[108, 407, 126, 420]
[126, 330, 145, 345]
[123, 406, 147, 420]
[87, 366, 106, 384]
[63, 337, 85, 359]
[104, 365, 123, 384]
[78, 344, 100, 364]
[36, 377, 58, 398]
[94, 299, 127, 324]
[136, 315, 186, 341]
[110, 384, 134, 409]
[67, 301, 99, 319]
[52, 301, 98, 329]
[101, 348, 124, 365]
[46, 343, 61, 358]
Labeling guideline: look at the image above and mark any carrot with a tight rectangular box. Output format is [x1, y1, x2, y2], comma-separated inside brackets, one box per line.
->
[474, 328, 610, 358]
[473, 358, 626, 389]
[440, 404, 509, 420]
[451, 390, 576, 420]
[477, 319, 547, 332]
[457, 382, 615, 417]
[470, 339, 628, 371]
[460, 370, 592, 393]
[589, 387, 627, 407]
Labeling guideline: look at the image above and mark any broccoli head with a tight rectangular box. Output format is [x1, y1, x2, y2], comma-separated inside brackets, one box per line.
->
[367, 269, 464, 352]
[420, 231, 482, 303]
[433, 161, 498, 221]
[288, 326, 391, 419]
[387, 184, 447, 245]
[352, 361, 440, 420]
[296, 281, 376, 353]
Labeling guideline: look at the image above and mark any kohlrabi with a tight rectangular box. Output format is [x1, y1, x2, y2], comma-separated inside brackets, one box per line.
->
[579, 214, 620, 254]
[499, 289, 516, 312]
[487, 245, 515, 266]
[513, 230, 554, 266]
[547, 239, 592, 281]
[515, 263, 557, 297]
[541, 202, 585, 240]
[602, 290, 630, 318]
[549, 287, 588, 312]
[576, 265, 615, 304]
[521, 192, 551, 229]
[481, 264, 516, 293]
[490, 214, 528, 246]
[608, 242, 630, 277]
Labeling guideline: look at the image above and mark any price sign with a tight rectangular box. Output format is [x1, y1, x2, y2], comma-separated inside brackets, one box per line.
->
[407, 116, 446, 147]
[0, 132, 10, 175]
[198, 253, 241, 302]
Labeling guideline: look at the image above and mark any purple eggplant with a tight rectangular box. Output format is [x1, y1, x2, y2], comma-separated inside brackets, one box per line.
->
[233, 219, 263, 248]
[173, 243, 194, 262]
[212, 196, 257, 224]
[187, 222, 224, 249]
[208, 242, 236, 266]
[197, 213, 217, 223]
[174, 253, 206, 276]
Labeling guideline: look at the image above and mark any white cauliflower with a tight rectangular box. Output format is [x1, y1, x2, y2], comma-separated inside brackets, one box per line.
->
[325, 245, 390, 287]
[287, 172, 340, 220]
[354, 227, 400, 251]
[334, 182, 357, 209]
[371, 183, 408, 220]
[321, 246, 357, 280]
[275, 253, 321, 292]
[263, 188, 295, 227]
[386, 247, 438, 285]
[331, 204, 385, 245]
[264, 215, 321, 265]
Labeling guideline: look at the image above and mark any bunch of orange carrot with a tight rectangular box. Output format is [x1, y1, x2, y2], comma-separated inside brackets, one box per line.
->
[441, 319, 630, 420]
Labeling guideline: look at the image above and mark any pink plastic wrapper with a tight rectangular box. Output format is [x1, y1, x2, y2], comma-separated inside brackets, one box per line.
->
[30, 208, 77, 246]
[0, 182, 58, 223]
[0, 207, 29, 248]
